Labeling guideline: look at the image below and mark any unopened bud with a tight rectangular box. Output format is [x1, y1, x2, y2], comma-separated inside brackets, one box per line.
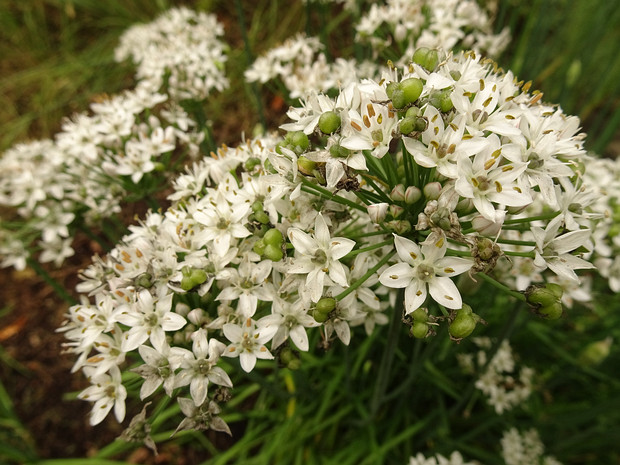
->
[423, 182, 442, 201]
[390, 184, 406, 202]
[316, 297, 336, 315]
[389, 204, 405, 219]
[405, 186, 422, 204]
[472, 213, 505, 237]
[368, 203, 389, 223]
[385, 220, 412, 234]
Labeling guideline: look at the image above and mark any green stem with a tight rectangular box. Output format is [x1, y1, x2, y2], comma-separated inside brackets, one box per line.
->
[502, 250, 536, 258]
[335, 250, 395, 302]
[343, 240, 393, 260]
[475, 272, 526, 301]
[300, 178, 366, 212]
[496, 238, 536, 246]
[370, 288, 404, 417]
[27, 258, 78, 305]
[503, 211, 560, 224]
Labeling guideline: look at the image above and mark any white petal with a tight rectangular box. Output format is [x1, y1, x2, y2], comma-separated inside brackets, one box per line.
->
[239, 352, 257, 372]
[428, 277, 462, 309]
[404, 280, 427, 313]
[379, 263, 413, 288]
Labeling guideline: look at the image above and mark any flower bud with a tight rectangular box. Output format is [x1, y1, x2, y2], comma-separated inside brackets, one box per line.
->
[389, 204, 405, 219]
[386, 81, 399, 99]
[405, 106, 421, 118]
[410, 321, 429, 338]
[423, 182, 442, 201]
[318, 111, 342, 134]
[390, 184, 406, 202]
[455, 198, 474, 214]
[405, 186, 422, 204]
[472, 213, 505, 237]
[368, 203, 388, 223]
[385, 219, 412, 234]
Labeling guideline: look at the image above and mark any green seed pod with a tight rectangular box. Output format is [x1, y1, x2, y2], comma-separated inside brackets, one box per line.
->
[449, 304, 477, 340]
[401, 77, 423, 104]
[251, 200, 264, 213]
[318, 111, 342, 134]
[412, 47, 439, 71]
[312, 308, 329, 323]
[252, 238, 266, 256]
[412, 47, 431, 67]
[399, 116, 417, 135]
[546, 283, 564, 300]
[254, 211, 270, 225]
[316, 297, 336, 315]
[411, 307, 429, 323]
[135, 273, 153, 289]
[244, 157, 262, 171]
[329, 144, 351, 159]
[263, 243, 284, 262]
[297, 156, 317, 176]
[181, 276, 196, 291]
[391, 87, 407, 110]
[287, 358, 302, 370]
[449, 313, 477, 340]
[287, 131, 310, 154]
[263, 228, 284, 247]
[190, 269, 208, 286]
[410, 321, 429, 339]
[386, 81, 399, 99]
[439, 91, 454, 112]
[536, 301, 564, 320]
[526, 285, 561, 308]
[405, 106, 421, 118]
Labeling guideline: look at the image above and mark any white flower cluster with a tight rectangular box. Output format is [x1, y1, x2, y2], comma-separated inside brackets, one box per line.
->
[0, 9, 230, 270]
[408, 451, 480, 465]
[0, 88, 203, 269]
[457, 338, 534, 414]
[115, 7, 229, 101]
[584, 155, 620, 292]
[356, 0, 510, 60]
[245, 33, 376, 99]
[501, 428, 563, 465]
[63, 49, 603, 432]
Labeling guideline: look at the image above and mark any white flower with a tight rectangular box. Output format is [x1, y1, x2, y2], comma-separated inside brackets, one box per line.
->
[532, 223, 595, 282]
[222, 318, 278, 372]
[379, 233, 472, 313]
[260, 296, 319, 351]
[174, 329, 232, 406]
[116, 289, 186, 352]
[79, 365, 127, 426]
[287, 213, 356, 302]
